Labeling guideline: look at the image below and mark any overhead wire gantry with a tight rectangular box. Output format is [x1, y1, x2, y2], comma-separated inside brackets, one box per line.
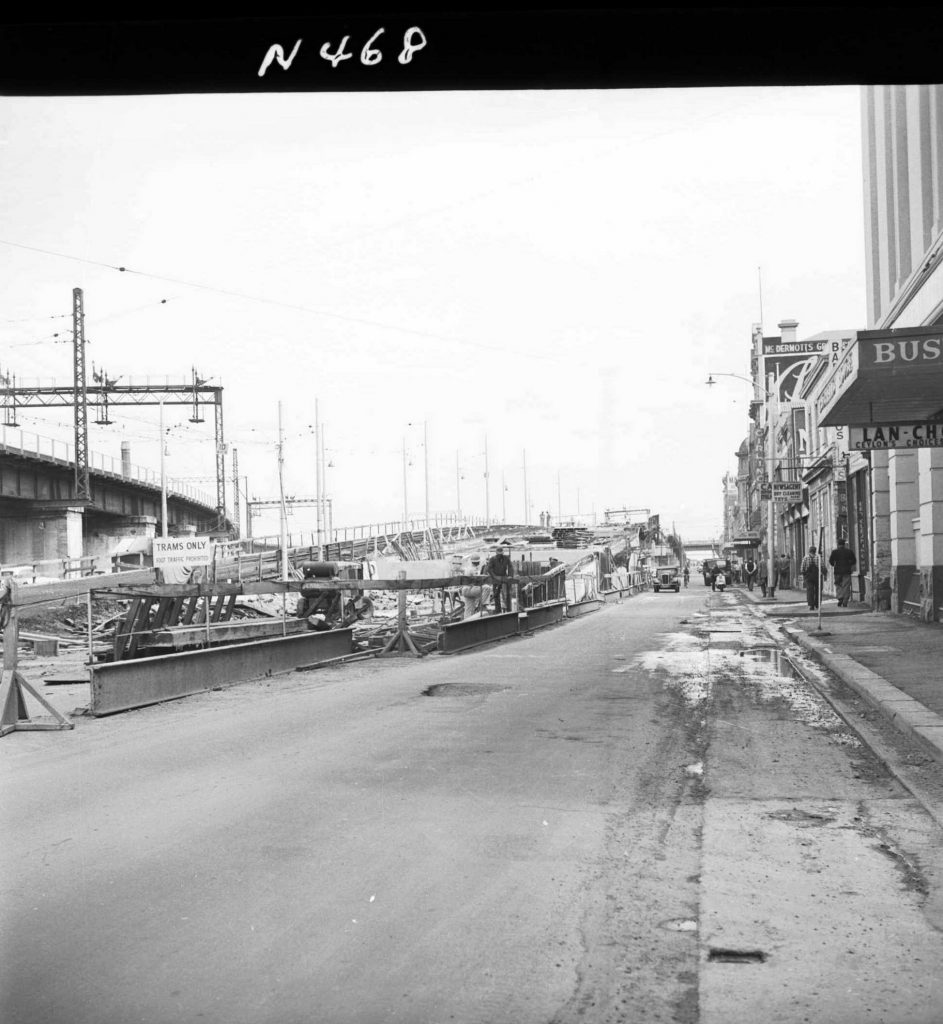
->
[0, 287, 229, 530]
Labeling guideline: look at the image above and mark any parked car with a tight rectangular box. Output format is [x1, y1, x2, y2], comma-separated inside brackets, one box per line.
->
[652, 564, 681, 593]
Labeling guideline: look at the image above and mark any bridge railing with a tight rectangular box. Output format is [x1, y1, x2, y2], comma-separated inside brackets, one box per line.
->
[237, 516, 527, 554]
[0, 424, 216, 508]
[0, 554, 107, 581]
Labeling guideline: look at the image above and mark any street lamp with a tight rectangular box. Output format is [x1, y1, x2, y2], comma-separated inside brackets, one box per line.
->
[706, 370, 778, 599]
[407, 420, 431, 532]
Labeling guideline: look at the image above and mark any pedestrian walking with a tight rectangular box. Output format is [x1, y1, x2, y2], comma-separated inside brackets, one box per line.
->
[777, 552, 791, 591]
[828, 537, 857, 607]
[683, 566, 690, 588]
[485, 543, 514, 614]
[758, 559, 769, 597]
[743, 557, 758, 591]
[800, 545, 826, 610]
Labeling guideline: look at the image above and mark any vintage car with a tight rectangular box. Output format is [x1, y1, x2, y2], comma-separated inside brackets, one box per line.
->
[652, 564, 681, 593]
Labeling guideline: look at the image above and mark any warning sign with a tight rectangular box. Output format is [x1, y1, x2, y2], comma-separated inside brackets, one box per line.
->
[152, 537, 214, 567]
[153, 537, 214, 582]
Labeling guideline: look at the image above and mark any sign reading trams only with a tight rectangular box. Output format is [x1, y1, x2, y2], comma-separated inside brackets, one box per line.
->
[152, 536, 214, 568]
[771, 481, 802, 502]
[849, 422, 943, 450]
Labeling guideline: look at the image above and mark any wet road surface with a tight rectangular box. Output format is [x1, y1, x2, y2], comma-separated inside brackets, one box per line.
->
[2, 588, 942, 1023]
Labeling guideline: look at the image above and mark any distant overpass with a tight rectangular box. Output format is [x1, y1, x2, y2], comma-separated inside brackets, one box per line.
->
[1, 425, 226, 569]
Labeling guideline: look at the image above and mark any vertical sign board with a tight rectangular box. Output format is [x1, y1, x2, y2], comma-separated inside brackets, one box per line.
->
[152, 537, 215, 584]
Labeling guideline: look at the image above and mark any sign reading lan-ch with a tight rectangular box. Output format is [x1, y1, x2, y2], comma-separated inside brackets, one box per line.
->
[848, 422, 943, 451]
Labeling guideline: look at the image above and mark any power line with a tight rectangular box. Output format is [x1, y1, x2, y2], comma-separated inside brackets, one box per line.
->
[0, 238, 555, 362]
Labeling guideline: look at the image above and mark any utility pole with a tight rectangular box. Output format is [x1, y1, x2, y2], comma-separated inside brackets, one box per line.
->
[484, 434, 490, 526]
[277, 402, 288, 580]
[72, 287, 90, 501]
[214, 391, 226, 531]
[523, 448, 529, 526]
[557, 471, 562, 525]
[231, 446, 241, 539]
[321, 424, 329, 545]
[456, 450, 462, 522]
[424, 420, 430, 534]
[767, 372, 777, 600]
[502, 470, 507, 522]
[402, 436, 408, 532]
[314, 399, 322, 555]
[159, 401, 168, 538]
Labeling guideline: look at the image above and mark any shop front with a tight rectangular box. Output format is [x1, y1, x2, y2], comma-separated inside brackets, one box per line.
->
[817, 327, 943, 620]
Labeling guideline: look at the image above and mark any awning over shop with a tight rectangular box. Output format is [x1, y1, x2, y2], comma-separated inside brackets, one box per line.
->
[816, 327, 943, 427]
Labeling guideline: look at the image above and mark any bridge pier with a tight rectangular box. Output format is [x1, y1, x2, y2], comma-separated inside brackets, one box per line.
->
[0, 505, 85, 567]
[2, 441, 226, 572]
[84, 514, 158, 568]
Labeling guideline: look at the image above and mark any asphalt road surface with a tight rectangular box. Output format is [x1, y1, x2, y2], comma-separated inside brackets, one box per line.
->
[3, 589, 943, 1024]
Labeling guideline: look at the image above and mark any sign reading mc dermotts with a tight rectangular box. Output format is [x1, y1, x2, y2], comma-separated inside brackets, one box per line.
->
[849, 423, 943, 450]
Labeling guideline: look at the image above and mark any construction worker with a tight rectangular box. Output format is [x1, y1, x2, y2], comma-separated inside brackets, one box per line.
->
[485, 543, 514, 614]
[460, 555, 490, 618]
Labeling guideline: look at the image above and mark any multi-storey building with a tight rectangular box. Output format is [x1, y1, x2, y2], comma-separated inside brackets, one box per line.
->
[815, 84, 943, 620]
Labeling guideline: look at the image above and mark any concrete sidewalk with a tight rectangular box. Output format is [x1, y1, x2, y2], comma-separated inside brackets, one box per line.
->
[737, 586, 943, 764]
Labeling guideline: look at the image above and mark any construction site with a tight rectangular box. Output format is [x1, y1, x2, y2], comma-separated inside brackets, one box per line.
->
[1, 511, 669, 731]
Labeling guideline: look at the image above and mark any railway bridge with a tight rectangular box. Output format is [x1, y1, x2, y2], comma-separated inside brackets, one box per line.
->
[0, 424, 224, 571]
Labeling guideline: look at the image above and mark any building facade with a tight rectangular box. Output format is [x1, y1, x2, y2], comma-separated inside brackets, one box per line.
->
[818, 85, 943, 619]
[738, 86, 943, 619]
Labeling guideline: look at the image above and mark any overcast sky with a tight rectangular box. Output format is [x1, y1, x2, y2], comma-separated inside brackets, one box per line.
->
[0, 85, 866, 540]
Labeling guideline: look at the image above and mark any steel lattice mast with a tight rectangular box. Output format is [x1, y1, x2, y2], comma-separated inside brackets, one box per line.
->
[72, 287, 90, 502]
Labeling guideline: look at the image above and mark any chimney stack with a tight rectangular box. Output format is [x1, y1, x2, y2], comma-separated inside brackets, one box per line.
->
[778, 318, 799, 345]
[121, 441, 131, 478]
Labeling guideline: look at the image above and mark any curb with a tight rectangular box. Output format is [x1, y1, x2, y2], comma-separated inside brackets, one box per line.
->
[735, 587, 943, 764]
[778, 620, 943, 765]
